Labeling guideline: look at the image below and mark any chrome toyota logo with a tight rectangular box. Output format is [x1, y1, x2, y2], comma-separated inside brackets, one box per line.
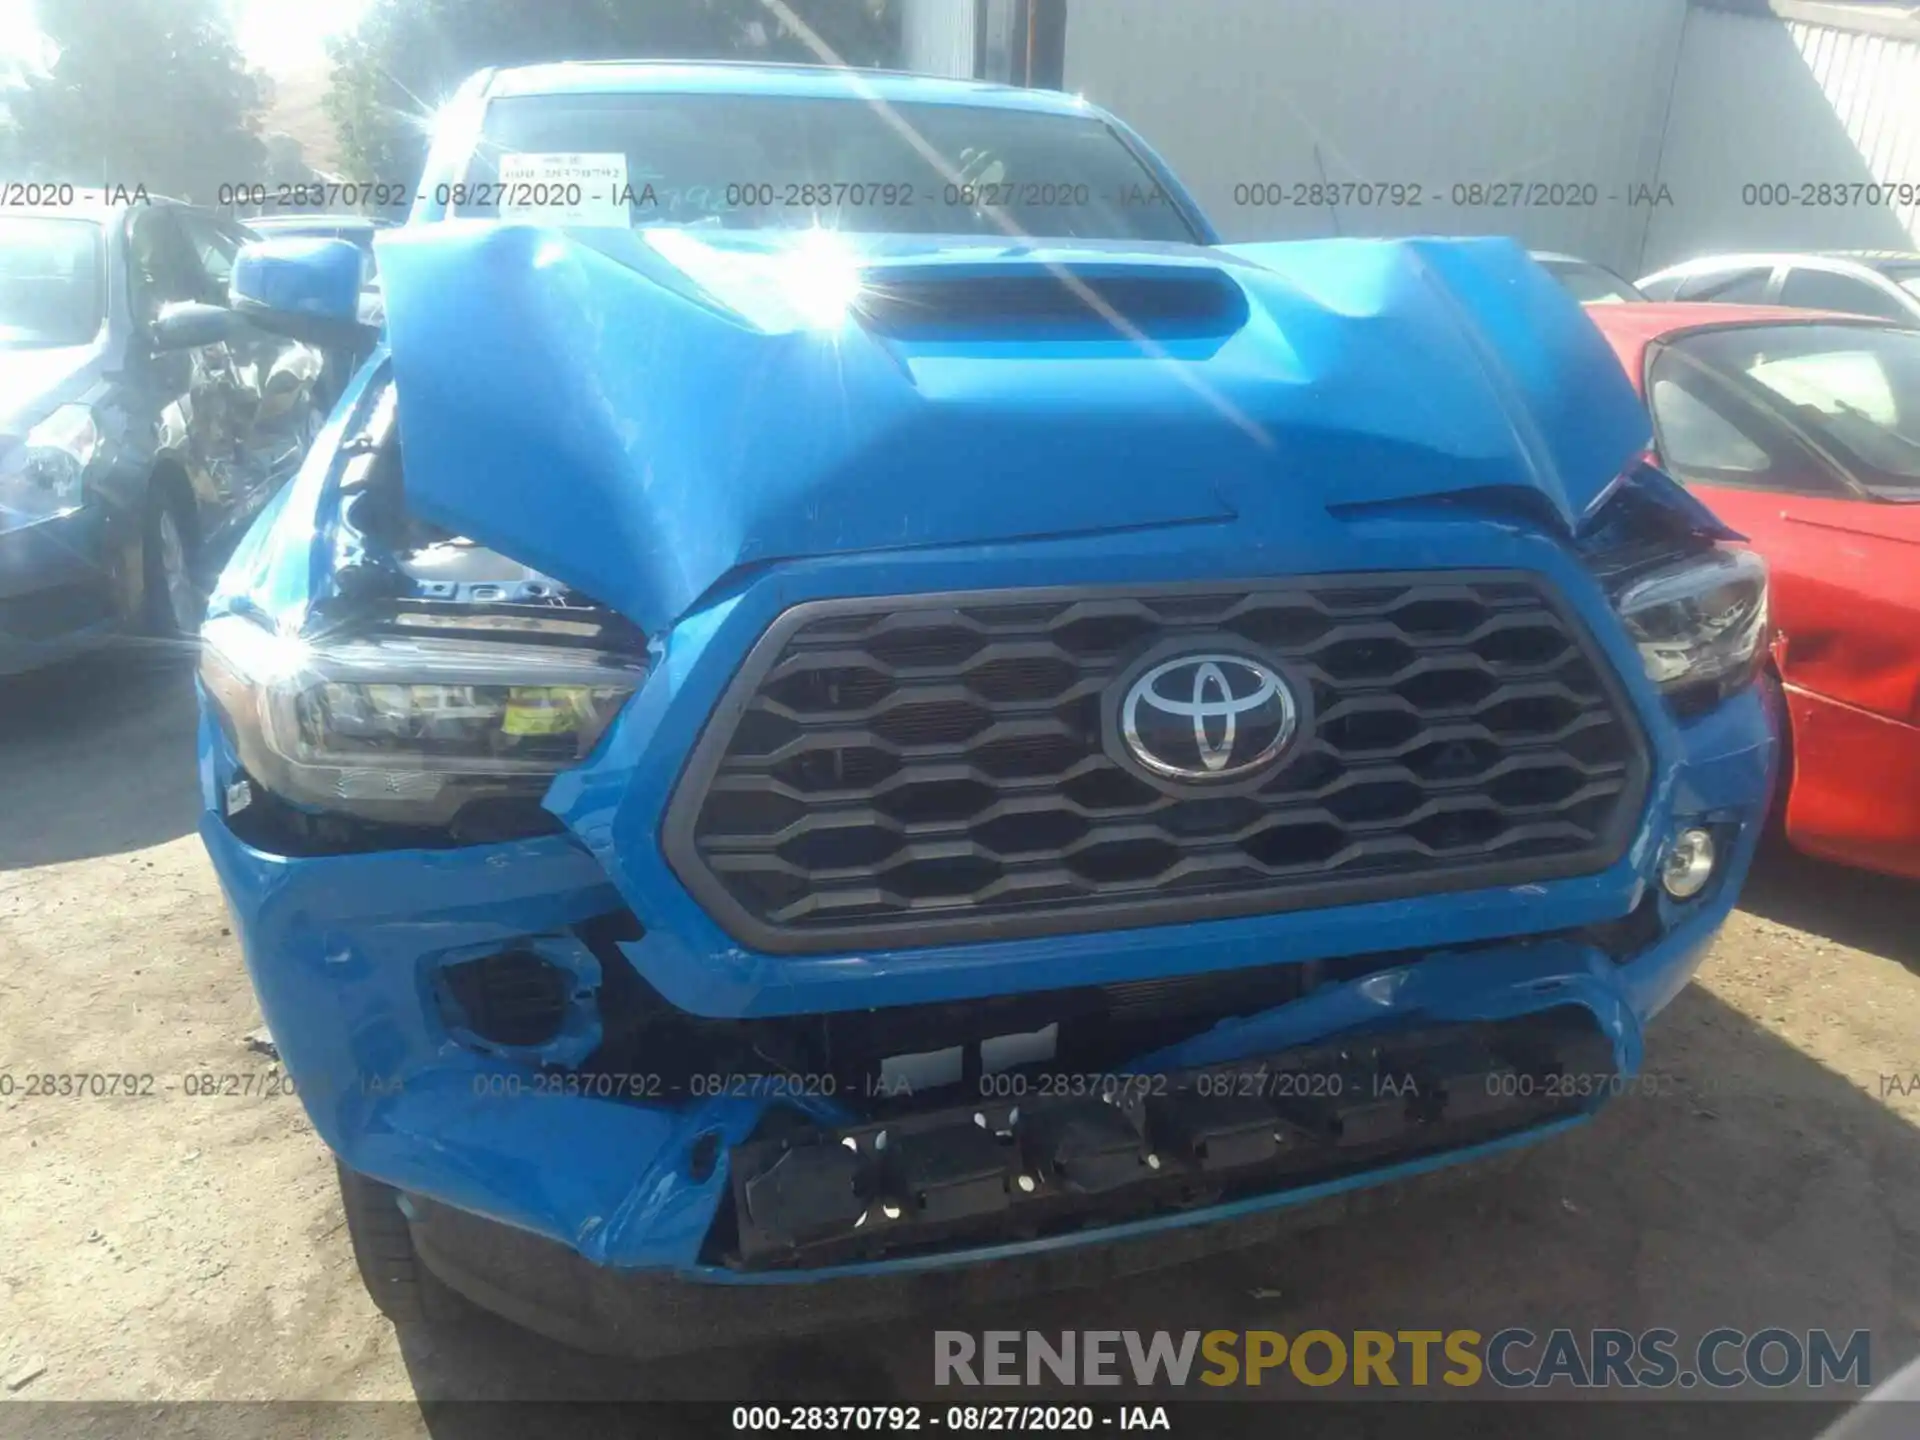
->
[1119, 652, 1299, 781]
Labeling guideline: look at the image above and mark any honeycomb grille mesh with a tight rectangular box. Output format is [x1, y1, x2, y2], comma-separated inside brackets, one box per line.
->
[666, 575, 1648, 951]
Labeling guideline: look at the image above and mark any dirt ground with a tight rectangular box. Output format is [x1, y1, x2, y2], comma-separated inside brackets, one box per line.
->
[4, 650, 1919, 1435]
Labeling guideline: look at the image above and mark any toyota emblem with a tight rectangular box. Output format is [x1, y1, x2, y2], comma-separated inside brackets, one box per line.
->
[1117, 651, 1300, 782]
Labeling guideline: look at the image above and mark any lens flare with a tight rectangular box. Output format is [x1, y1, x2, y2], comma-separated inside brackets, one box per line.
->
[780, 227, 864, 331]
[647, 226, 864, 334]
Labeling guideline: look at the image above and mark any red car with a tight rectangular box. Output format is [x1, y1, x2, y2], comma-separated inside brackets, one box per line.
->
[1586, 302, 1920, 879]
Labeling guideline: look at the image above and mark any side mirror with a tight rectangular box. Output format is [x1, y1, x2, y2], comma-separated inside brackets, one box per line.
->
[149, 301, 237, 351]
[230, 237, 374, 348]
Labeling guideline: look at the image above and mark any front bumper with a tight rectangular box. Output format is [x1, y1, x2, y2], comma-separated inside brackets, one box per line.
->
[199, 677, 1774, 1312]
[723, 1006, 1613, 1270]
[0, 510, 119, 675]
[403, 1137, 1545, 1357]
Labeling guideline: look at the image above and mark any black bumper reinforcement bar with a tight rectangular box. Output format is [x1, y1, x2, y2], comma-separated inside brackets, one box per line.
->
[724, 1006, 1613, 1269]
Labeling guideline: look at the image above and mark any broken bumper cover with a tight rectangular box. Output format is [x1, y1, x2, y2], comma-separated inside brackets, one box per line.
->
[402, 1142, 1534, 1357]
[726, 1008, 1609, 1270]
[0, 511, 120, 676]
[196, 682, 1772, 1340]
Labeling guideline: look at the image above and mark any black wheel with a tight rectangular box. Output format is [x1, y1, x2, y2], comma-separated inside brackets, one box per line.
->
[140, 482, 202, 640]
[336, 1161, 470, 1328]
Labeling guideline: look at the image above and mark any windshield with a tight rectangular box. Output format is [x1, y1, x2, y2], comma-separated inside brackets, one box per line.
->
[1668, 323, 1920, 497]
[460, 93, 1200, 242]
[0, 217, 106, 347]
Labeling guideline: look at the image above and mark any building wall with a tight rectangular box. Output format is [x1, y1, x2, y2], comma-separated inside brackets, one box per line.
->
[901, 0, 1920, 278]
[1642, 5, 1920, 270]
[900, 0, 976, 78]
[1061, 0, 1689, 274]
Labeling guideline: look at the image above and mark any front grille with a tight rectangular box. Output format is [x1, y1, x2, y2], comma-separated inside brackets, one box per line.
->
[664, 574, 1649, 952]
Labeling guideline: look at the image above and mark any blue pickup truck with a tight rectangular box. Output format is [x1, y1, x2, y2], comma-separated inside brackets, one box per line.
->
[194, 60, 1776, 1355]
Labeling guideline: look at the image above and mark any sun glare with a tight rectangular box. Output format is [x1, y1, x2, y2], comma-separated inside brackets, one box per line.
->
[235, 0, 372, 74]
[0, 0, 51, 73]
[781, 227, 865, 331]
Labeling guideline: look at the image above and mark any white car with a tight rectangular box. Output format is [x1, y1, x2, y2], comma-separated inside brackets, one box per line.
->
[1638, 250, 1920, 323]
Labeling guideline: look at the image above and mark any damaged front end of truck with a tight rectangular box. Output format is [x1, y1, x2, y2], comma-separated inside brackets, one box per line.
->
[195, 217, 1776, 1353]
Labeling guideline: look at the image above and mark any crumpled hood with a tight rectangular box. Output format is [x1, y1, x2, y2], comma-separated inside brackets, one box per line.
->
[376, 223, 1648, 633]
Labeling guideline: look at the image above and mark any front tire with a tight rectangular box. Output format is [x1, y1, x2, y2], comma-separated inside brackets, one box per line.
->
[336, 1161, 470, 1329]
[140, 485, 202, 641]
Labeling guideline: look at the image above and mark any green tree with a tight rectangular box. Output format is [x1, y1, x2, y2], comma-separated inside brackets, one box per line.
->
[324, 0, 897, 193]
[5, 0, 268, 201]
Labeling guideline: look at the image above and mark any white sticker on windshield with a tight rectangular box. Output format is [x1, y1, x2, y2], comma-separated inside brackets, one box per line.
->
[495, 152, 631, 226]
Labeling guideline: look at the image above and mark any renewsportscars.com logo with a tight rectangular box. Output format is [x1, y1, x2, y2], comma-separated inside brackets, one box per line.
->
[933, 1328, 1872, 1390]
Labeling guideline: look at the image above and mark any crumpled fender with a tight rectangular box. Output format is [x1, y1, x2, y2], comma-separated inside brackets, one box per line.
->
[1768, 506, 1920, 727]
[376, 224, 1650, 635]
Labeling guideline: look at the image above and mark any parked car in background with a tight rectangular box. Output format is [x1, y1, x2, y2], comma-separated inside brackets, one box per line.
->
[1586, 301, 1920, 879]
[1637, 251, 1920, 324]
[198, 60, 1775, 1358]
[0, 198, 324, 675]
[1532, 251, 1647, 303]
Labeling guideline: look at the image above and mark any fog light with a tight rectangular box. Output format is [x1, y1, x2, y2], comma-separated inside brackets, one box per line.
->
[1660, 828, 1716, 899]
[435, 949, 569, 1047]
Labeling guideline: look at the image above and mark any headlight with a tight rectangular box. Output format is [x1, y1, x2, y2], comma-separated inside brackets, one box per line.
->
[1611, 546, 1768, 705]
[201, 614, 644, 831]
[0, 403, 99, 530]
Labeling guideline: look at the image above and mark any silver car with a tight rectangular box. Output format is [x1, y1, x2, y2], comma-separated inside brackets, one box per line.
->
[1638, 250, 1920, 323]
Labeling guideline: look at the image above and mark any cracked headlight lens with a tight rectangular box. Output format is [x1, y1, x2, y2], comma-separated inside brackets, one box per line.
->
[201, 614, 643, 831]
[1611, 546, 1768, 706]
[0, 403, 99, 531]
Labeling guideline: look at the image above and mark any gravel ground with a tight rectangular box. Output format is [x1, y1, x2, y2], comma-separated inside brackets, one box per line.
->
[3, 650, 1918, 1436]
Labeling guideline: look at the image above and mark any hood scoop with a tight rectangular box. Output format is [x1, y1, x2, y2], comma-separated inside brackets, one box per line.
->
[853, 265, 1248, 342]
